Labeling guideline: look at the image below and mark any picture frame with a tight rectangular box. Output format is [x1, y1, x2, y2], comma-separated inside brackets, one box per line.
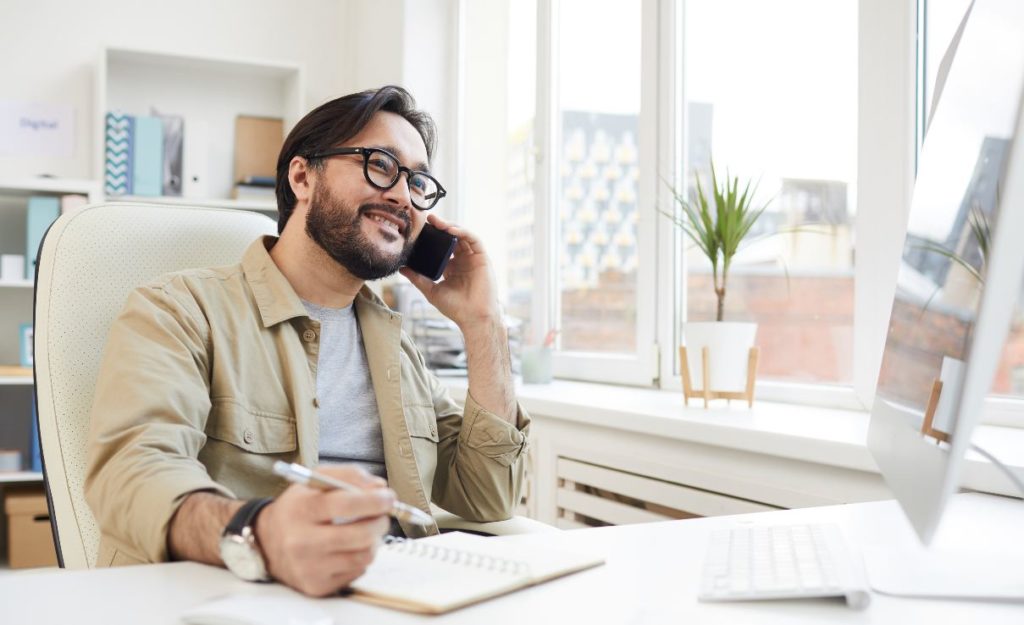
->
[19, 323, 33, 368]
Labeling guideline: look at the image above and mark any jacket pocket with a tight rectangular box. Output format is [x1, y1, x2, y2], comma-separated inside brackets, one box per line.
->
[404, 404, 439, 442]
[207, 400, 297, 453]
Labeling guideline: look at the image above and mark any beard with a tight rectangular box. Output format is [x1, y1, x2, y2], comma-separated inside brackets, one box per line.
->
[305, 182, 414, 281]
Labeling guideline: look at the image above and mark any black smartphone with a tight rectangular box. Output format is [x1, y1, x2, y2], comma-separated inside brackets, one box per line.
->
[404, 222, 458, 281]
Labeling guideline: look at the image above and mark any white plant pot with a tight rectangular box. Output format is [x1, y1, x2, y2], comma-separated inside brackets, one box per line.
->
[932, 355, 965, 434]
[682, 321, 758, 393]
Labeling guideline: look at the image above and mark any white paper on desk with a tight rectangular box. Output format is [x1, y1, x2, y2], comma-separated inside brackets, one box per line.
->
[0, 99, 74, 157]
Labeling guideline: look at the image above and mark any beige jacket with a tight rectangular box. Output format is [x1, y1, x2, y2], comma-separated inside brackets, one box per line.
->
[84, 237, 530, 566]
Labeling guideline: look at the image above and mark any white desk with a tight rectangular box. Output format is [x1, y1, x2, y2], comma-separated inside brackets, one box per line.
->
[2, 494, 1021, 624]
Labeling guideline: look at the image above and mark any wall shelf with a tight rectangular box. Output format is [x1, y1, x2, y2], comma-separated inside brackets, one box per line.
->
[95, 46, 305, 204]
[0, 472, 43, 485]
[0, 178, 102, 203]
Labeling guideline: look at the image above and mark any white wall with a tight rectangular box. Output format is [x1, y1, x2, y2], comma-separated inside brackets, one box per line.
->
[338, 0, 460, 218]
[0, 0, 350, 181]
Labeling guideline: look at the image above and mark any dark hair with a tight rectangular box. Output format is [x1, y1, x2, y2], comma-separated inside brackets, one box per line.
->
[274, 85, 437, 233]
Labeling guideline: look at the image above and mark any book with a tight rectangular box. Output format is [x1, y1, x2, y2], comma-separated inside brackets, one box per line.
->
[349, 531, 605, 614]
[25, 196, 59, 279]
[30, 398, 41, 473]
[238, 175, 276, 187]
[231, 183, 276, 200]
[132, 116, 164, 196]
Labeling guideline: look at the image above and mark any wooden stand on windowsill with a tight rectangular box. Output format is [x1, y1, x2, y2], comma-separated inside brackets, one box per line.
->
[679, 346, 759, 409]
[921, 379, 952, 443]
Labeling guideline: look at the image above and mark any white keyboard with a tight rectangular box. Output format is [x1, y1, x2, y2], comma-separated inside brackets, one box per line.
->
[699, 523, 870, 609]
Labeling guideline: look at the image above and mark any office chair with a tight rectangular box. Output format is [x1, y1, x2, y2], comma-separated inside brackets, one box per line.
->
[33, 202, 549, 569]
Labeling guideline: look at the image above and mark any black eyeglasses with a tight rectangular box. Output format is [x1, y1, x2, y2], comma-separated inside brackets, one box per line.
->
[305, 147, 447, 211]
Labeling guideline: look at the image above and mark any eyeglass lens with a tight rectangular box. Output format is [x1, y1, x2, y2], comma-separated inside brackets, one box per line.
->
[364, 150, 440, 209]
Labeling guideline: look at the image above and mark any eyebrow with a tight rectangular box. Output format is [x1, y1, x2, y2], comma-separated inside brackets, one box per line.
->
[371, 144, 430, 173]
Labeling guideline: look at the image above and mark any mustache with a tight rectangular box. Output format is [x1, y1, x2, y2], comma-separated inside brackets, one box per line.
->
[358, 203, 411, 234]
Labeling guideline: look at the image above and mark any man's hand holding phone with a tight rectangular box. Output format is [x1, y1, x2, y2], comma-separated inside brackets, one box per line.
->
[400, 214, 502, 328]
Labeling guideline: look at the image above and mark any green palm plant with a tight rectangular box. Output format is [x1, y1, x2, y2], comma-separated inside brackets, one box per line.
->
[660, 164, 772, 321]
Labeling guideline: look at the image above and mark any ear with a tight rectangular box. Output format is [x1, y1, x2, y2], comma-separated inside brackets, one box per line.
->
[288, 156, 316, 204]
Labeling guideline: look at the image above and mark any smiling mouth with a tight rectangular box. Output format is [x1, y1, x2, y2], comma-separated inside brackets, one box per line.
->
[363, 211, 407, 238]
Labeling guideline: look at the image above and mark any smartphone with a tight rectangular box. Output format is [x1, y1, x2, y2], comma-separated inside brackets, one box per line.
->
[404, 222, 458, 281]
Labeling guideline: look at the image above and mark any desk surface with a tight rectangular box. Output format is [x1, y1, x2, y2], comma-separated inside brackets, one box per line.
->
[3, 494, 1021, 624]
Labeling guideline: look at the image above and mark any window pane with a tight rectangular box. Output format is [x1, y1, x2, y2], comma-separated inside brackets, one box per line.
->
[682, 0, 857, 384]
[555, 0, 641, 353]
[918, 1, 1024, 403]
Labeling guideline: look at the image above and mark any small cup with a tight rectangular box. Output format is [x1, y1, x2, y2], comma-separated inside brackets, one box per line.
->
[520, 346, 553, 384]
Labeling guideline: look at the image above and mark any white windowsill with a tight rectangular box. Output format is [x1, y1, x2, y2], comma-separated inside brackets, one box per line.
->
[440, 377, 1024, 494]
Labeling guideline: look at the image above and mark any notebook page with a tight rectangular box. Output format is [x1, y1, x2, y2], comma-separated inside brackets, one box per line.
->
[350, 533, 604, 614]
[423, 532, 606, 583]
[351, 538, 531, 614]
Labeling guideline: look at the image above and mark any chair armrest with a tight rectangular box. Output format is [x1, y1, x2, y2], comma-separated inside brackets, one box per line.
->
[430, 504, 558, 536]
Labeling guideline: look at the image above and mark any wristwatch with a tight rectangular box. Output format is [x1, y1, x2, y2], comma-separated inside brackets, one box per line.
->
[219, 497, 274, 582]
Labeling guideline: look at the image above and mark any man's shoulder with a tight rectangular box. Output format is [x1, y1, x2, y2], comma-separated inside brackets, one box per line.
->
[135, 260, 251, 310]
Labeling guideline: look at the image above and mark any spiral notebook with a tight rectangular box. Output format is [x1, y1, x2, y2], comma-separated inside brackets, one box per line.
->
[349, 532, 605, 614]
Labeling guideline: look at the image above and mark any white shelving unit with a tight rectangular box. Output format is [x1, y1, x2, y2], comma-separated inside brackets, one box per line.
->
[95, 46, 304, 211]
[0, 179, 87, 488]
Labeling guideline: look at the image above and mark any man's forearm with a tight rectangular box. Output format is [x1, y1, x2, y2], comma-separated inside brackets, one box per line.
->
[167, 491, 244, 565]
[462, 317, 516, 424]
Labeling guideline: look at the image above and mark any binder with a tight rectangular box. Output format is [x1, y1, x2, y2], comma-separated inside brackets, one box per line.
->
[183, 119, 210, 199]
[132, 116, 164, 196]
[104, 111, 133, 196]
[161, 114, 184, 196]
[25, 196, 59, 279]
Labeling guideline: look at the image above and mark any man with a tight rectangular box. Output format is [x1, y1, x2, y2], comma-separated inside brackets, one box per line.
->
[84, 86, 530, 597]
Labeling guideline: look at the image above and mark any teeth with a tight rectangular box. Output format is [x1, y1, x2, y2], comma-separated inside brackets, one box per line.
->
[368, 214, 399, 232]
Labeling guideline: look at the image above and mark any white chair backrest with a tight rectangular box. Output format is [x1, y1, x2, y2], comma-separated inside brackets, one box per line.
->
[34, 202, 277, 568]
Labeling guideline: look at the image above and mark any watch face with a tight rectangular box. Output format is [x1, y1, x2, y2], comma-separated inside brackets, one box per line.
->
[220, 533, 267, 582]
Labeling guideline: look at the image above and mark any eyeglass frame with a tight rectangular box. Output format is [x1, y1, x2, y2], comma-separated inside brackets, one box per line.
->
[303, 146, 447, 210]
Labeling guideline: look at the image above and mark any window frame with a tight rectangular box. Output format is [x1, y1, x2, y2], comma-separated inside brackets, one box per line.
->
[458, 0, 1024, 426]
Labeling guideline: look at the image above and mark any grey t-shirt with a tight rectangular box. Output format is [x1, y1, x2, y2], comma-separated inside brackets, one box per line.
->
[302, 299, 386, 478]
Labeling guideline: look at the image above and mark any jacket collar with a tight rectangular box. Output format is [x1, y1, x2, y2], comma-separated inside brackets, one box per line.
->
[241, 236, 396, 328]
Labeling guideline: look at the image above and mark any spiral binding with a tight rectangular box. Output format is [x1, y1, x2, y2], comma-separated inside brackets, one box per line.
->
[382, 536, 530, 576]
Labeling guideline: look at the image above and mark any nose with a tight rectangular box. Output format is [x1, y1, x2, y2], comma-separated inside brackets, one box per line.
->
[380, 171, 413, 209]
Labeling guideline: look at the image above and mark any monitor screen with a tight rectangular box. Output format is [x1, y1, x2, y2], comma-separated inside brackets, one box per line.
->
[868, 0, 1024, 544]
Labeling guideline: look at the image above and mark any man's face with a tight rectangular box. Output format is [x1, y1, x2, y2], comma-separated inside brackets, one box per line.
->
[304, 112, 430, 280]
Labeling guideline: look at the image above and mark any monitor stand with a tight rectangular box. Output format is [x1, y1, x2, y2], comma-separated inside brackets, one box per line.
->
[859, 492, 1023, 601]
[862, 547, 1024, 600]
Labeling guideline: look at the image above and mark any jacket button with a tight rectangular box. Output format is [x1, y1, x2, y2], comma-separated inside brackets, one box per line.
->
[302, 329, 316, 342]
[243, 429, 255, 445]
[430, 423, 437, 437]
[313, 397, 319, 408]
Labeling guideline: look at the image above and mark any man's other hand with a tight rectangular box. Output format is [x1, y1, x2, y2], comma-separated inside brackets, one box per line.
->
[254, 465, 394, 597]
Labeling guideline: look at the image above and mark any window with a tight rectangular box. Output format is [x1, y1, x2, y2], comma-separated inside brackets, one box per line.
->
[462, 1, 960, 409]
[679, 0, 858, 385]
[473, 0, 658, 385]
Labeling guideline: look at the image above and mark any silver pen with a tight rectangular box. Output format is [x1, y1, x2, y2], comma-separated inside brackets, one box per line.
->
[272, 461, 433, 527]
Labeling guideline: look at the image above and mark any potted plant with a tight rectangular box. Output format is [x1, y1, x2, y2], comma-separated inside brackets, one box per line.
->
[661, 164, 771, 407]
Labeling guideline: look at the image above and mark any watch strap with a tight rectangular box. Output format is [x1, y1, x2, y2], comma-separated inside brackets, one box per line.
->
[224, 497, 274, 537]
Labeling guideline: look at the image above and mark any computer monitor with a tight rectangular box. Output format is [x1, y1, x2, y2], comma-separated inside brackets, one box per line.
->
[867, 0, 1024, 549]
